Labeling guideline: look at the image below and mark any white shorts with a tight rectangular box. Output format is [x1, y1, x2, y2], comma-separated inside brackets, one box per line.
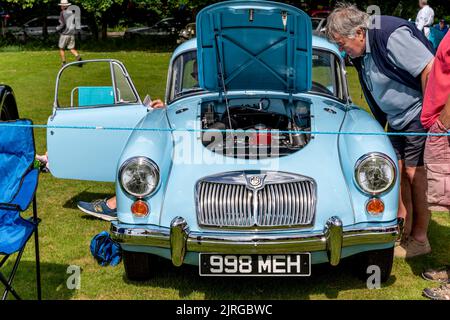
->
[59, 35, 75, 50]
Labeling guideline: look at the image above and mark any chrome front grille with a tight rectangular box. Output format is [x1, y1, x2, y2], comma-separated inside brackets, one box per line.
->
[196, 171, 316, 228]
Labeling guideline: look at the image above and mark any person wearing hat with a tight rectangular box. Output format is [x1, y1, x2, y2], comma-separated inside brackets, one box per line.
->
[56, 0, 82, 67]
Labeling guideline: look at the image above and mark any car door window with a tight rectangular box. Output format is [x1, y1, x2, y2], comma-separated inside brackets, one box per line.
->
[57, 61, 139, 108]
[113, 63, 139, 104]
[311, 49, 343, 100]
[168, 50, 202, 102]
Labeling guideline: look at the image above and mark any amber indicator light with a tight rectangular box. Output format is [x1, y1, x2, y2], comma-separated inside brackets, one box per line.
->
[131, 200, 149, 217]
[366, 198, 384, 215]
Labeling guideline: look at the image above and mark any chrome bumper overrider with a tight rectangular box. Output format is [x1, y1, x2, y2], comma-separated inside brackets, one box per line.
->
[111, 217, 403, 267]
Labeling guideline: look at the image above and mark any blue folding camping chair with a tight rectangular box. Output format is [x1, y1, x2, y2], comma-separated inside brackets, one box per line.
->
[0, 119, 41, 300]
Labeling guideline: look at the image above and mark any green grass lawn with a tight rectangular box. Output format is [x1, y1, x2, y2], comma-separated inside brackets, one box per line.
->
[0, 51, 448, 300]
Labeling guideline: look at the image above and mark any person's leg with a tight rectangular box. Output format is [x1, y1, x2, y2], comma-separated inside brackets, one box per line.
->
[67, 36, 81, 61]
[59, 49, 66, 64]
[70, 48, 79, 58]
[77, 197, 117, 221]
[106, 196, 116, 210]
[398, 160, 413, 238]
[394, 115, 431, 257]
[405, 165, 431, 243]
[58, 35, 67, 64]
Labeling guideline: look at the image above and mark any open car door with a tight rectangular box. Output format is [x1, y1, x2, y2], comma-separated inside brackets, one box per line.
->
[47, 59, 148, 182]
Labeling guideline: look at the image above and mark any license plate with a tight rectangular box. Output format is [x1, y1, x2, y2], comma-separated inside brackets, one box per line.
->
[199, 253, 311, 276]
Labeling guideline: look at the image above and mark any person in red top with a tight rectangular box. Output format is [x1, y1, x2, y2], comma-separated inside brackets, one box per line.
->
[420, 32, 450, 300]
[421, 32, 450, 211]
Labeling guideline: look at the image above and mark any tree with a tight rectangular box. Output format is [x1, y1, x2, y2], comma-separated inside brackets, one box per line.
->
[75, 0, 125, 40]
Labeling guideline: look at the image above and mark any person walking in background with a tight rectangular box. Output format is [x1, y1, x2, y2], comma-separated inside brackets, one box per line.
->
[420, 32, 450, 300]
[56, 0, 82, 67]
[326, 3, 434, 258]
[415, 0, 435, 39]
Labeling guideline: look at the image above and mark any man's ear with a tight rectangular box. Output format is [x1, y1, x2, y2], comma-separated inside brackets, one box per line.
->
[355, 28, 365, 39]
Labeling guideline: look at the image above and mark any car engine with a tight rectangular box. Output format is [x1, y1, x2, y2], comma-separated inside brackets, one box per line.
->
[201, 97, 311, 158]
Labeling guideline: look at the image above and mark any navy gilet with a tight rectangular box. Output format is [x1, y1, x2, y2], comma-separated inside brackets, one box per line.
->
[352, 16, 435, 128]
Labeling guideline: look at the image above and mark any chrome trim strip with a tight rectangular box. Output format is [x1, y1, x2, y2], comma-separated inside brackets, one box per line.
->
[111, 217, 399, 265]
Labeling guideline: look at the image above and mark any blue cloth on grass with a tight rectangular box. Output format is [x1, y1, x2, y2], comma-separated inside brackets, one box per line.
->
[90, 231, 122, 266]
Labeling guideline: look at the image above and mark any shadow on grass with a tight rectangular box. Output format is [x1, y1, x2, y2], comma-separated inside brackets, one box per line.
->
[1, 261, 76, 300]
[122, 256, 397, 300]
[63, 191, 115, 210]
[404, 217, 450, 277]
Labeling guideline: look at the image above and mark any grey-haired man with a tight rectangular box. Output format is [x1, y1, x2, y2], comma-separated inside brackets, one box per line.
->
[326, 3, 434, 258]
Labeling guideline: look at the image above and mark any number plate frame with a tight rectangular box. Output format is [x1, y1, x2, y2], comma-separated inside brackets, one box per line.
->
[199, 253, 311, 277]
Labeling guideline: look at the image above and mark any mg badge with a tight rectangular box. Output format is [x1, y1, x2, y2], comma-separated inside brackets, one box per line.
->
[249, 176, 262, 188]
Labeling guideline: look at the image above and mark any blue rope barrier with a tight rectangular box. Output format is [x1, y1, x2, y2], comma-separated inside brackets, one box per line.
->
[0, 122, 449, 136]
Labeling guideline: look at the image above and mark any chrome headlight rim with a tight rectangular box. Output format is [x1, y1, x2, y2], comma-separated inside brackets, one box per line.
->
[119, 156, 160, 198]
[354, 152, 396, 196]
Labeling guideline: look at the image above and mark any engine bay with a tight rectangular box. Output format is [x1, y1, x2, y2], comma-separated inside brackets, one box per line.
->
[201, 97, 312, 158]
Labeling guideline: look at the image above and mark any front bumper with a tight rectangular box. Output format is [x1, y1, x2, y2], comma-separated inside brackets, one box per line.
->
[111, 217, 402, 267]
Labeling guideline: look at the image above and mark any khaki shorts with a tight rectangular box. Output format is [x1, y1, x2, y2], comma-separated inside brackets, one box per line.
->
[59, 35, 75, 50]
[424, 119, 450, 212]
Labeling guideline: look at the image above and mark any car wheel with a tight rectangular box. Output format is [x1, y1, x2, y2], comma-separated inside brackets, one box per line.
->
[123, 250, 156, 281]
[354, 246, 394, 283]
[0, 93, 19, 121]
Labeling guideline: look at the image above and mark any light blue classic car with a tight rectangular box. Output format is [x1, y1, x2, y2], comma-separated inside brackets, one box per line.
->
[47, 1, 402, 281]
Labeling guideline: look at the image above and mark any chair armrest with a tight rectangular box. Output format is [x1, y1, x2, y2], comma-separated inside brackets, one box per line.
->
[10, 169, 39, 211]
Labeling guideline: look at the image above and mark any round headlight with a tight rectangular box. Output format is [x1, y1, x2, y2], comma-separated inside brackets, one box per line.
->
[119, 157, 160, 198]
[354, 153, 396, 195]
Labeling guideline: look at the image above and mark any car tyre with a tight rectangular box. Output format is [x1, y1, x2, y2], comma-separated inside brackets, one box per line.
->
[355, 246, 394, 283]
[0, 90, 19, 121]
[123, 250, 156, 281]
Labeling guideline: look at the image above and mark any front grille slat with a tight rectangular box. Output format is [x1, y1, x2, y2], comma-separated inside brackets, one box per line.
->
[300, 181, 307, 225]
[238, 186, 244, 225]
[308, 182, 313, 224]
[246, 190, 252, 225]
[197, 173, 316, 228]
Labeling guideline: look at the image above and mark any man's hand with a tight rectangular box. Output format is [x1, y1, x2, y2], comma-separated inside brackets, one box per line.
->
[438, 95, 450, 130]
[421, 58, 434, 94]
[151, 99, 165, 109]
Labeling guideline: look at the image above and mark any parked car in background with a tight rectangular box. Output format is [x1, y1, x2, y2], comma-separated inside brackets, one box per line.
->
[11, 15, 92, 41]
[311, 17, 326, 35]
[124, 17, 182, 39]
[48, 0, 401, 282]
[177, 22, 196, 44]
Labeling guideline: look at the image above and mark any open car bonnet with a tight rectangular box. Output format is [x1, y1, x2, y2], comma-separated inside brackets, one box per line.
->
[196, 0, 312, 94]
